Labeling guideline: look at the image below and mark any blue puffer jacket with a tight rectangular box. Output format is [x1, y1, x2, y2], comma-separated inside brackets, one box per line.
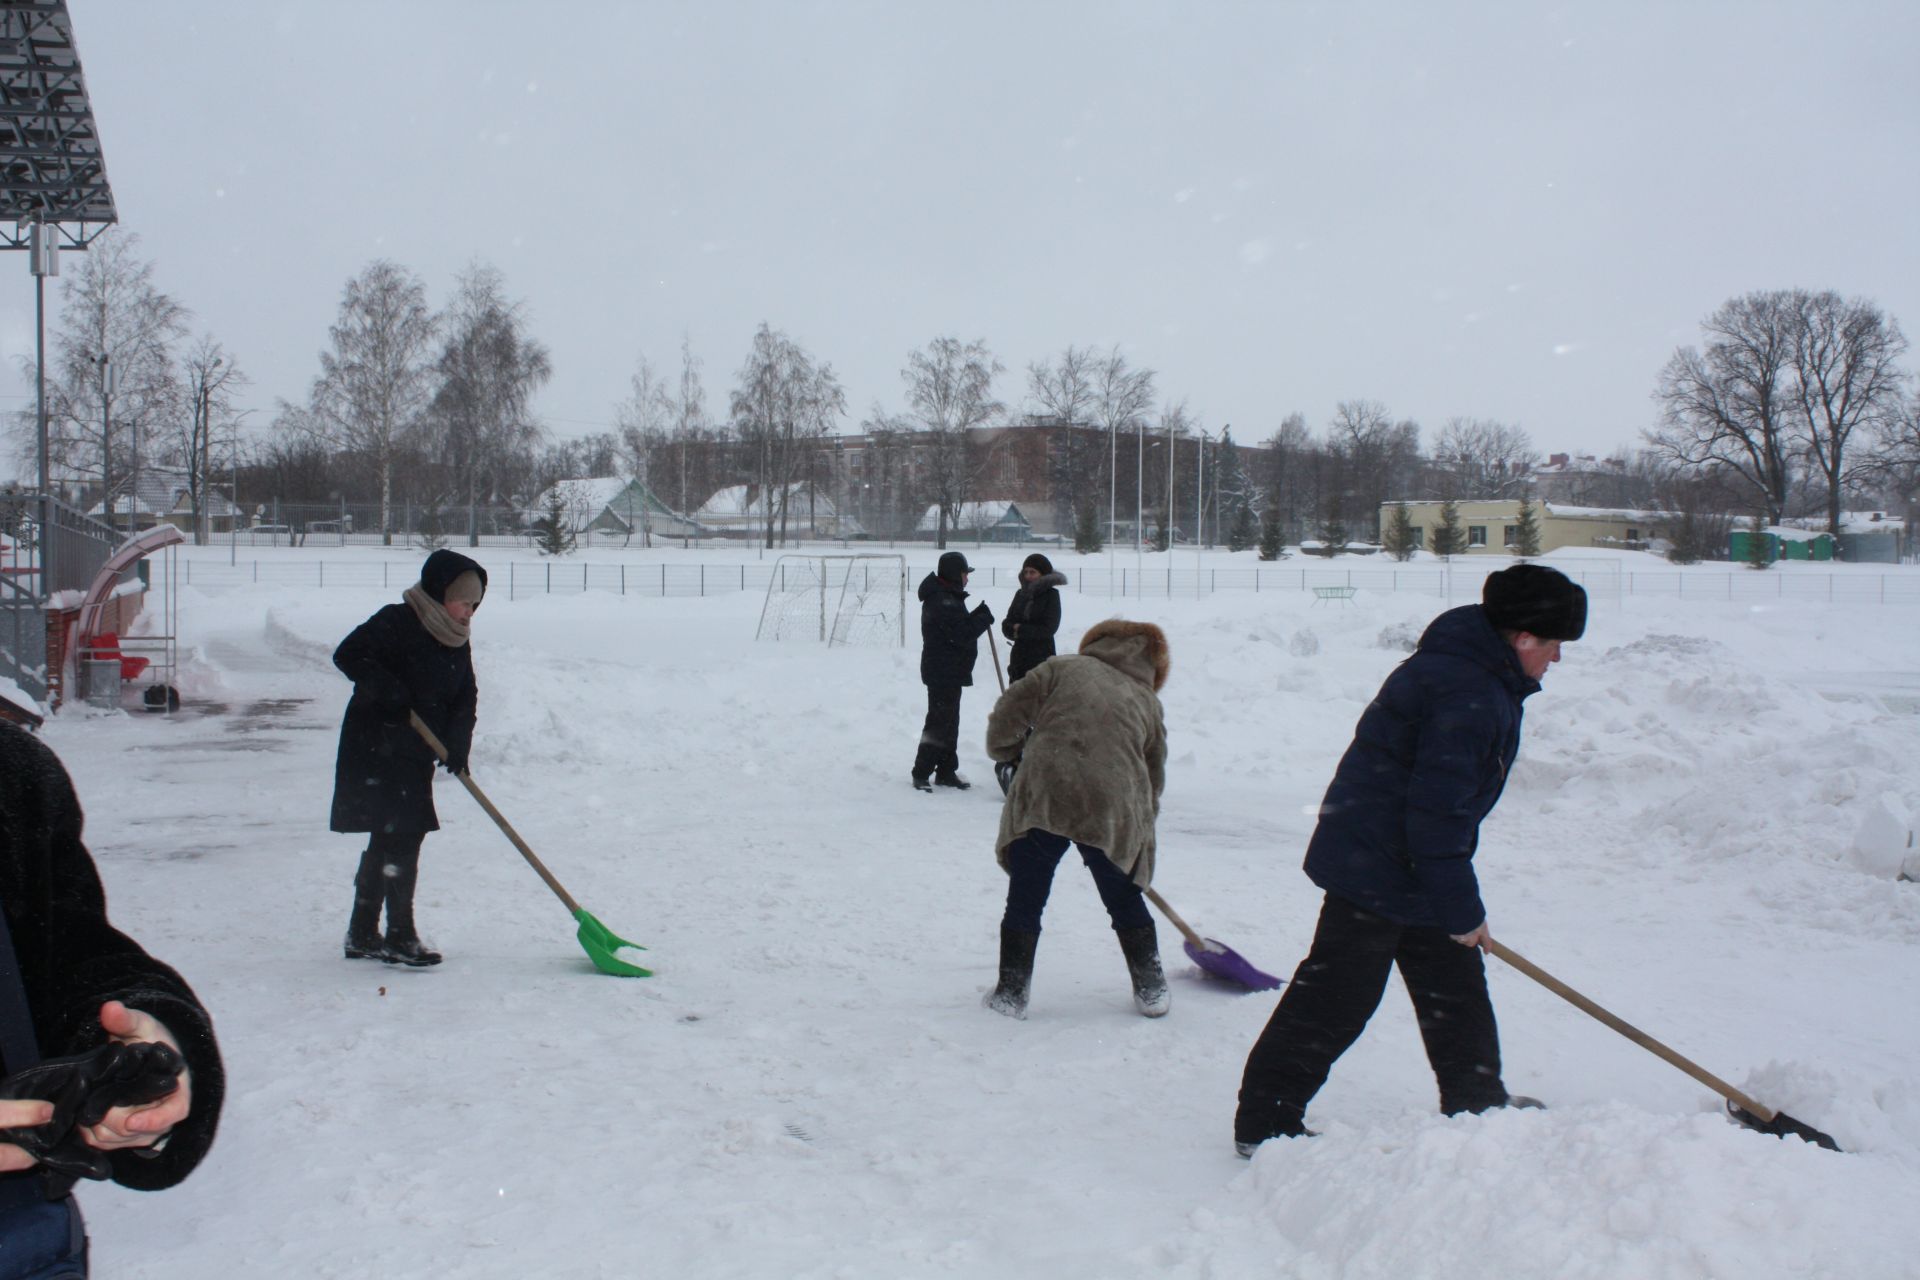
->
[1301, 604, 1539, 934]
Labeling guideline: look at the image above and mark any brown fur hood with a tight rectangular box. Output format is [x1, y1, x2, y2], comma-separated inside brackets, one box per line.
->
[1078, 619, 1170, 691]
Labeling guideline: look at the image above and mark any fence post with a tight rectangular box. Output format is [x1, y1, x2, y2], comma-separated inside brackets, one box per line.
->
[700, 565, 705, 597]
[546, 562, 551, 594]
[661, 564, 666, 596]
[319, 561, 324, 588]
[620, 565, 625, 595]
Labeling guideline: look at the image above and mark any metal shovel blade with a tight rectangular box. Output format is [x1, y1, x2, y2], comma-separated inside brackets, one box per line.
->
[574, 907, 652, 978]
[1726, 1100, 1842, 1152]
[1183, 937, 1283, 991]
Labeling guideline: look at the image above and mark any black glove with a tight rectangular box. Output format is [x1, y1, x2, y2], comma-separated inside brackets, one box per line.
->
[441, 743, 470, 776]
[0, 1041, 186, 1184]
[1001, 616, 1020, 641]
[972, 603, 994, 625]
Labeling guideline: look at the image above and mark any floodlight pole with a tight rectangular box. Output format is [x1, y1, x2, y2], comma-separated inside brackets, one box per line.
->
[30, 220, 53, 596]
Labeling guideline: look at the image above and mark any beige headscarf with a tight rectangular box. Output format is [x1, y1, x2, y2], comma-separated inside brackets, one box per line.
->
[403, 582, 471, 648]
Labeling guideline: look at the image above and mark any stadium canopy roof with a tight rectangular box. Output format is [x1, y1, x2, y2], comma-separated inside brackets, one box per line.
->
[0, 0, 115, 250]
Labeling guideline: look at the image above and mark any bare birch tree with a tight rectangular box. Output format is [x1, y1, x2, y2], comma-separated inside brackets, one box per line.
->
[1432, 417, 1538, 500]
[176, 336, 247, 543]
[427, 262, 553, 544]
[730, 323, 846, 548]
[900, 336, 1003, 548]
[309, 260, 438, 543]
[1026, 345, 1101, 532]
[1092, 346, 1156, 543]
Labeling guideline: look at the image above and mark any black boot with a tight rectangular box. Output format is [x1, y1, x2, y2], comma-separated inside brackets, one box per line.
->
[983, 927, 1039, 1019]
[994, 757, 1019, 796]
[344, 894, 384, 961]
[1116, 923, 1170, 1017]
[382, 931, 443, 968]
[933, 771, 971, 790]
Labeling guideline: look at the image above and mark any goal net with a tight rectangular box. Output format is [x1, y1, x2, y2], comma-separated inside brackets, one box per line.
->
[755, 554, 909, 647]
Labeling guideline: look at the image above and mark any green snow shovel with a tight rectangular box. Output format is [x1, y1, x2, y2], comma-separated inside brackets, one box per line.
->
[411, 713, 651, 978]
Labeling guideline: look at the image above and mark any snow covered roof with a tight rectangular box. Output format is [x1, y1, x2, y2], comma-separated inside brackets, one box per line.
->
[914, 501, 1028, 533]
[89, 465, 238, 520]
[695, 484, 838, 519]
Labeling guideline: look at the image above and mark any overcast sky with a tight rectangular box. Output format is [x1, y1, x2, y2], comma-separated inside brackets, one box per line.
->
[7, 1, 1917, 466]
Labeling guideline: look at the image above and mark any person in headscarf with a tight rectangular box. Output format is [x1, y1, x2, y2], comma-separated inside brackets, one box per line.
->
[328, 549, 487, 967]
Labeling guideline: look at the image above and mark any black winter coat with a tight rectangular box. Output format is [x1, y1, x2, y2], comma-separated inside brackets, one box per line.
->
[1301, 604, 1537, 935]
[329, 570, 480, 835]
[917, 573, 993, 687]
[0, 722, 224, 1193]
[1001, 571, 1066, 681]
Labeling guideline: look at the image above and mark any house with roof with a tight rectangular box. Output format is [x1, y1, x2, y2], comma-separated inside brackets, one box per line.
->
[914, 500, 1033, 543]
[90, 465, 240, 534]
[1382, 499, 1674, 555]
[692, 483, 860, 539]
[526, 476, 699, 542]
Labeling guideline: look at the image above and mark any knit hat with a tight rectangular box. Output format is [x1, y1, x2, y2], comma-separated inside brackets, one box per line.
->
[1482, 564, 1586, 641]
[1022, 553, 1054, 576]
[937, 551, 971, 581]
[419, 548, 489, 605]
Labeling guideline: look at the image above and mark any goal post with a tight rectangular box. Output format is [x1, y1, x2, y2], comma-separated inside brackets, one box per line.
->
[755, 553, 909, 648]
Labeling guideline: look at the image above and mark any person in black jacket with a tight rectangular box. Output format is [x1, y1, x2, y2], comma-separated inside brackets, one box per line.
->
[1233, 564, 1586, 1155]
[912, 550, 995, 791]
[1, 721, 224, 1274]
[329, 548, 486, 967]
[994, 553, 1069, 793]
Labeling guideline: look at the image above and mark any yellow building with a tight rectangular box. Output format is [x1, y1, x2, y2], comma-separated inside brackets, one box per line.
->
[1383, 500, 1672, 555]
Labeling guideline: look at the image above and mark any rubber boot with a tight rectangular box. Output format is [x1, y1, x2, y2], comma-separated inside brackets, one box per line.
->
[381, 851, 442, 967]
[1116, 923, 1170, 1017]
[344, 892, 384, 961]
[983, 927, 1039, 1019]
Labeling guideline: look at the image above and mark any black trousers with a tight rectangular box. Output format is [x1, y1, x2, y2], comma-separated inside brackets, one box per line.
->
[912, 685, 962, 779]
[354, 830, 428, 938]
[1235, 893, 1508, 1143]
[1000, 829, 1151, 934]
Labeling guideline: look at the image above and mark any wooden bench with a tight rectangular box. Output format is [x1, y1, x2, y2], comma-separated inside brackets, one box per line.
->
[1310, 585, 1356, 605]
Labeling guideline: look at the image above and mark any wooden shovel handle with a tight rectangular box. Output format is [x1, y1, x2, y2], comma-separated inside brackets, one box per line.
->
[1488, 939, 1776, 1122]
[408, 711, 581, 915]
[1143, 887, 1210, 952]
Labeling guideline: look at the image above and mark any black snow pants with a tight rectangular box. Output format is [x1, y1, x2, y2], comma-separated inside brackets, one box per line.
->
[1235, 893, 1509, 1144]
[912, 685, 963, 780]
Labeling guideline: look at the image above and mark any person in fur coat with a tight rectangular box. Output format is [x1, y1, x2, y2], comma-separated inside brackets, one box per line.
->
[329, 548, 487, 967]
[1, 721, 225, 1273]
[982, 619, 1170, 1019]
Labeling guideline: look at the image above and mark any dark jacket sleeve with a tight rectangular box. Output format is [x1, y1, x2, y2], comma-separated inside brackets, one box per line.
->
[1401, 683, 1502, 934]
[333, 610, 410, 711]
[5, 729, 224, 1191]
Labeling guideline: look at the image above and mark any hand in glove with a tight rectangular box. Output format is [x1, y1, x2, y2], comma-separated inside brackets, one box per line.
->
[0, 1040, 187, 1184]
[972, 603, 994, 625]
[441, 743, 471, 776]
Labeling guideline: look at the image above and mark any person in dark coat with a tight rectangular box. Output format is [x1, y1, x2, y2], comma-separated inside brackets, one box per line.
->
[1, 721, 225, 1274]
[911, 550, 994, 791]
[1233, 563, 1587, 1155]
[329, 548, 487, 967]
[994, 553, 1069, 793]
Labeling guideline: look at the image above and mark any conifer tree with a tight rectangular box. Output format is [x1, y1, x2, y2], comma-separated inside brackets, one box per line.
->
[1228, 503, 1257, 552]
[1512, 499, 1542, 558]
[1257, 510, 1287, 560]
[1073, 503, 1103, 554]
[1433, 499, 1465, 559]
[534, 488, 576, 556]
[1382, 503, 1417, 561]
[1744, 513, 1772, 571]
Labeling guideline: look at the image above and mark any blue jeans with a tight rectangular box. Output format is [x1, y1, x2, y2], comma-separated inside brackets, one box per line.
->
[1001, 829, 1151, 933]
[0, 1191, 87, 1280]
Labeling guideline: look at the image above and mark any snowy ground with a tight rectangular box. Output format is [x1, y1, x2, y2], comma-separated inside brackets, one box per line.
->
[32, 545, 1920, 1278]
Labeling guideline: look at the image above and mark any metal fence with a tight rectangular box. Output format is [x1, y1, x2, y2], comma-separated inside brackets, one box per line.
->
[1, 494, 119, 703]
[156, 555, 1920, 606]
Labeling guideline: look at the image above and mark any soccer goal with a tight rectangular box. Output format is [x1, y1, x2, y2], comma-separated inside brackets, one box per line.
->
[755, 553, 909, 648]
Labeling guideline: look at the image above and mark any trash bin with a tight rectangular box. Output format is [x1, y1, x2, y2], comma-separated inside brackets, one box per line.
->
[84, 660, 122, 709]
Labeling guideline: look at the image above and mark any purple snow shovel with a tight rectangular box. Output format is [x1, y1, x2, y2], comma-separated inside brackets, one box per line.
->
[1143, 888, 1283, 991]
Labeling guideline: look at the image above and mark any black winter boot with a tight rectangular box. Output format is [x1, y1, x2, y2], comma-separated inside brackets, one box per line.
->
[1116, 924, 1170, 1017]
[381, 847, 441, 967]
[983, 927, 1039, 1019]
[344, 894, 384, 961]
[381, 931, 443, 968]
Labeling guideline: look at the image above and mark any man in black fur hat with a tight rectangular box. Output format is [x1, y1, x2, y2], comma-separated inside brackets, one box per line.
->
[1233, 563, 1586, 1155]
[912, 551, 995, 791]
